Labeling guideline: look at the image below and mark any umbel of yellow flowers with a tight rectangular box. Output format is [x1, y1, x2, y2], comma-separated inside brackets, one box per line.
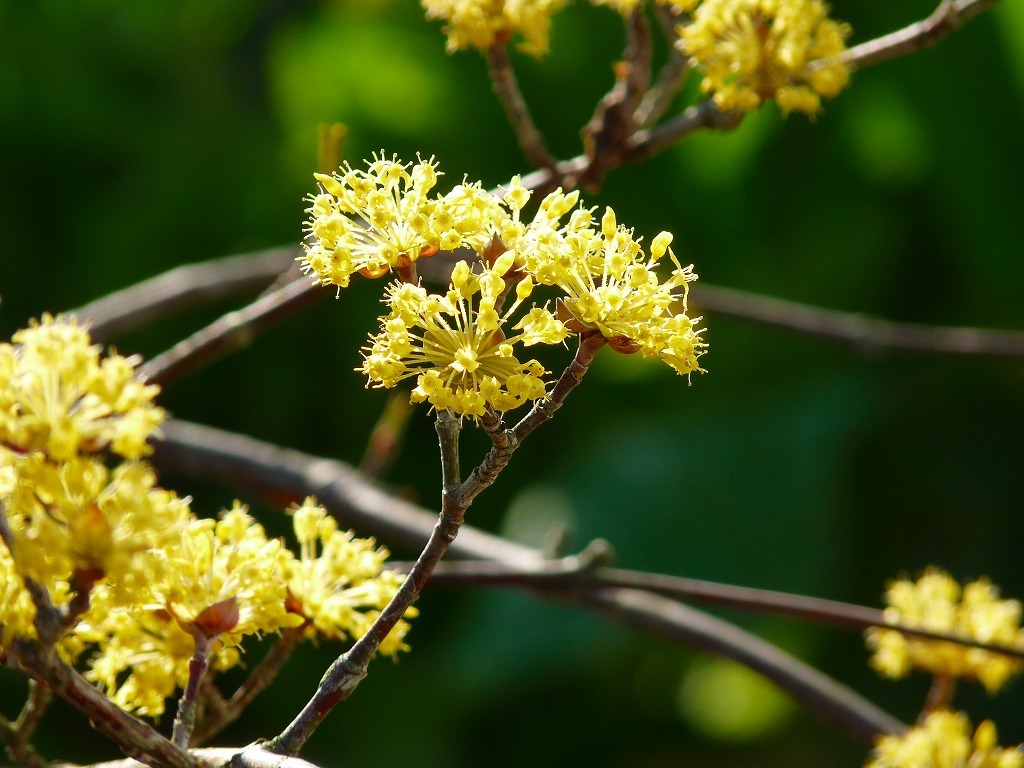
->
[302, 154, 707, 419]
[867, 568, 1024, 693]
[1, 317, 412, 716]
[418, 0, 850, 117]
[867, 710, 1023, 768]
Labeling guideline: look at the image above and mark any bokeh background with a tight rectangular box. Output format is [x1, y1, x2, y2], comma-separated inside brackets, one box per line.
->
[3, 1, 1024, 766]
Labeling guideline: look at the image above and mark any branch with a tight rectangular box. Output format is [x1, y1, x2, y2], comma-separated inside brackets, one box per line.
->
[139, 276, 324, 386]
[690, 282, 1024, 359]
[0, 680, 50, 768]
[485, 43, 558, 172]
[265, 410, 470, 756]
[52, 745, 320, 768]
[192, 629, 304, 746]
[71, 248, 298, 344]
[4, 638, 209, 768]
[840, 0, 1001, 72]
[154, 419, 904, 745]
[400, 558, 1024, 660]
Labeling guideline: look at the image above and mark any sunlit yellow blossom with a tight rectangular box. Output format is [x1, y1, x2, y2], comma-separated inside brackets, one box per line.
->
[301, 153, 501, 289]
[0, 544, 35, 648]
[81, 588, 244, 717]
[867, 710, 1023, 768]
[422, 0, 567, 57]
[678, 0, 851, 115]
[498, 179, 706, 376]
[0, 314, 163, 461]
[149, 503, 303, 646]
[286, 497, 414, 655]
[360, 253, 567, 417]
[2, 456, 191, 591]
[866, 568, 1024, 693]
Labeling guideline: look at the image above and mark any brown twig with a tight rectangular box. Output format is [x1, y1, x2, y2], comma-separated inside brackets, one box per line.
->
[577, 7, 652, 190]
[172, 634, 213, 748]
[4, 637, 209, 768]
[265, 410, 469, 756]
[485, 43, 558, 172]
[393, 558, 1024, 661]
[192, 627, 305, 746]
[0, 680, 51, 768]
[50, 745, 321, 768]
[71, 248, 298, 344]
[691, 282, 1024, 359]
[633, 4, 691, 128]
[840, 0, 1002, 72]
[139, 276, 324, 386]
[154, 418, 904, 745]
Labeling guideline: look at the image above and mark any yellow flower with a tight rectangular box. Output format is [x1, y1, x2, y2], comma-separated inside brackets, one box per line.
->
[286, 497, 414, 655]
[866, 568, 1024, 693]
[0, 314, 163, 461]
[149, 503, 303, 646]
[359, 252, 567, 418]
[0, 544, 35, 649]
[422, 0, 568, 57]
[301, 153, 501, 289]
[678, 0, 851, 115]
[867, 711, 1023, 768]
[499, 179, 706, 376]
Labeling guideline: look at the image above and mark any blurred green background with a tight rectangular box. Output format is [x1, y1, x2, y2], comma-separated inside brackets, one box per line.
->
[2, 0, 1024, 766]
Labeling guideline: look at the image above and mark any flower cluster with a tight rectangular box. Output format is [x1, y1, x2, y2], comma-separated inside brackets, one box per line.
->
[360, 252, 567, 417]
[678, 0, 851, 115]
[288, 497, 415, 655]
[867, 711, 1023, 768]
[302, 153, 502, 289]
[304, 154, 706, 418]
[866, 568, 1024, 693]
[1, 320, 412, 716]
[499, 179, 705, 376]
[421, 0, 568, 57]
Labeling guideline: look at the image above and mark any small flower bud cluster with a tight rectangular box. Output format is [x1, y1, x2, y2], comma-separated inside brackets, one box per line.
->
[301, 154, 707, 419]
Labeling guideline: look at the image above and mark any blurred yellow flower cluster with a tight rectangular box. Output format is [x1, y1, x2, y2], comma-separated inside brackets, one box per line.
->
[1, 318, 411, 715]
[867, 711, 1023, 768]
[421, 0, 568, 57]
[867, 568, 1024, 693]
[303, 155, 706, 418]
[678, 0, 851, 115]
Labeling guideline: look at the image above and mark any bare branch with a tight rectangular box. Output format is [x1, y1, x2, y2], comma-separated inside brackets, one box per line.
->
[139, 277, 324, 386]
[840, 0, 1001, 72]
[0, 680, 51, 768]
[402, 558, 1024, 660]
[193, 628, 304, 746]
[4, 638, 209, 768]
[266, 410, 468, 756]
[633, 3, 691, 128]
[691, 282, 1024, 359]
[52, 745, 320, 768]
[71, 248, 298, 344]
[485, 43, 558, 172]
[154, 419, 904, 745]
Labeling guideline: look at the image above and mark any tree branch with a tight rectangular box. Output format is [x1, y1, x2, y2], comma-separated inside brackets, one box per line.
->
[265, 411, 469, 756]
[154, 419, 904, 746]
[485, 43, 558, 172]
[72, 248, 298, 344]
[139, 277, 323, 386]
[690, 282, 1024, 359]
[840, 0, 1002, 72]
